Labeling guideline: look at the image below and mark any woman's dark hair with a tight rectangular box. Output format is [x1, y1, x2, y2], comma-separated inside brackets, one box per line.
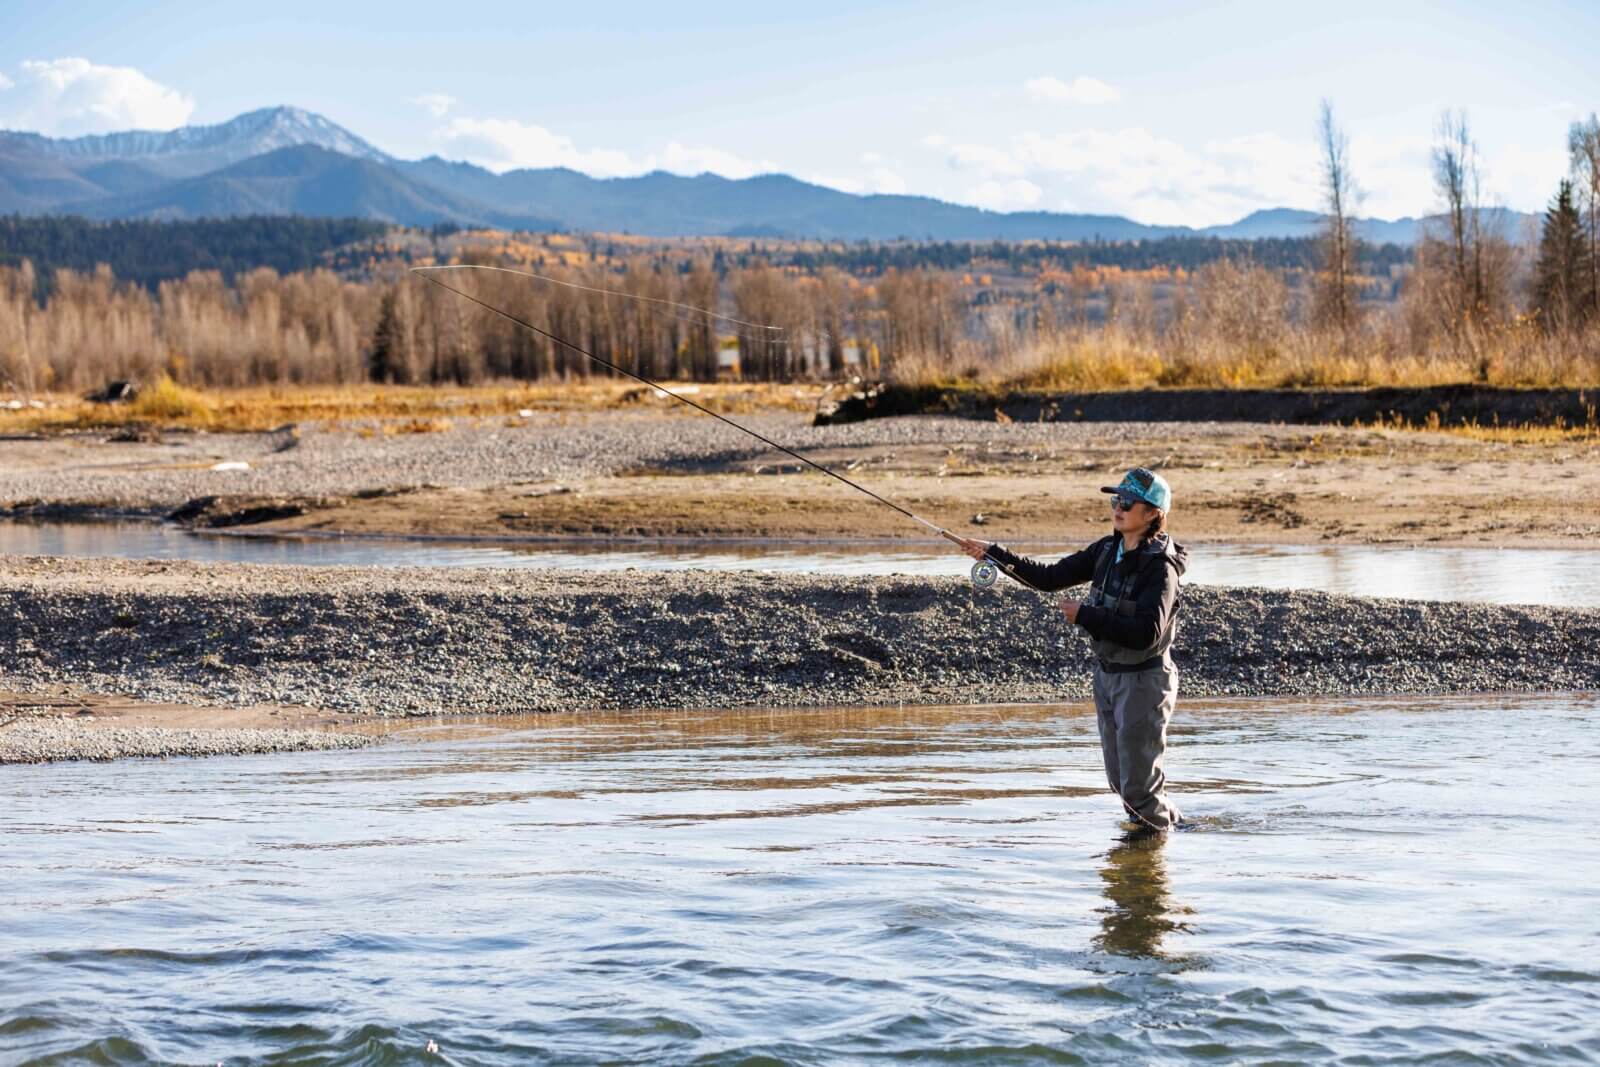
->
[1139, 507, 1167, 547]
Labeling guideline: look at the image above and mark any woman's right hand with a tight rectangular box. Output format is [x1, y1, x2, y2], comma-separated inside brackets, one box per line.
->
[953, 537, 992, 561]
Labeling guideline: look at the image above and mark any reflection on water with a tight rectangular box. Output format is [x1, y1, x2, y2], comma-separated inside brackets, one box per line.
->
[3, 519, 1599, 606]
[3, 694, 1597, 1063]
[1096, 832, 1190, 962]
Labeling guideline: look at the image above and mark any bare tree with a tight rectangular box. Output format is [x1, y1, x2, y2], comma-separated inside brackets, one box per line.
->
[679, 261, 719, 381]
[1314, 100, 1361, 339]
[1429, 110, 1488, 337]
[1434, 111, 1475, 314]
[812, 267, 853, 376]
[1570, 114, 1600, 320]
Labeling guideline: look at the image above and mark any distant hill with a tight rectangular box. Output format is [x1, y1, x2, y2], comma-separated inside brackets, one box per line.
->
[0, 106, 1537, 243]
[399, 158, 1178, 241]
[1205, 207, 1429, 245]
[79, 145, 558, 229]
[1202, 208, 1324, 240]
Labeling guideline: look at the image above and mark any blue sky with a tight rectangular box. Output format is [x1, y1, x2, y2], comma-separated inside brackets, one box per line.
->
[2, 0, 1595, 225]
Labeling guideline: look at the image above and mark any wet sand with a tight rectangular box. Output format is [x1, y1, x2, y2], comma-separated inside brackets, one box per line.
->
[0, 690, 372, 764]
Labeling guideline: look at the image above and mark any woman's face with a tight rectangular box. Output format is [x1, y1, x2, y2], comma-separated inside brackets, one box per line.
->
[1111, 494, 1153, 535]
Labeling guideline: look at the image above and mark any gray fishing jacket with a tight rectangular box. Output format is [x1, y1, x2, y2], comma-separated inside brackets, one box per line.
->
[986, 534, 1189, 666]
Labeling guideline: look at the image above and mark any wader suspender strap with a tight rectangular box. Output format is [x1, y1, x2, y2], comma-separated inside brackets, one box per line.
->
[1090, 540, 1119, 613]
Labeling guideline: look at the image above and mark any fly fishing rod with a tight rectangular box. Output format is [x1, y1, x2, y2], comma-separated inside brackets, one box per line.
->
[410, 265, 1041, 591]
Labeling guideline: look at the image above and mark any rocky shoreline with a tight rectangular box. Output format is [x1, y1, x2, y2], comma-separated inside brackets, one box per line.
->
[3, 554, 1596, 763]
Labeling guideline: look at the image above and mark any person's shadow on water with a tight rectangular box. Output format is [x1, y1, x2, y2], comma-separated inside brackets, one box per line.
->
[1092, 830, 1194, 962]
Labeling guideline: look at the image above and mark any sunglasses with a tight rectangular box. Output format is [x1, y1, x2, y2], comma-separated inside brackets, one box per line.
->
[1111, 494, 1144, 512]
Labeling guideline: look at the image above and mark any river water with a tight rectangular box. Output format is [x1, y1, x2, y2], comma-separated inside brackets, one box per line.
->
[2, 520, 1598, 607]
[4, 695, 1597, 1063]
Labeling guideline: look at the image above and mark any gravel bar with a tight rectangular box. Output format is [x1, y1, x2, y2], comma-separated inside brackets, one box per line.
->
[3, 555, 1595, 724]
[0, 413, 1310, 511]
[0, 718, 373, 765]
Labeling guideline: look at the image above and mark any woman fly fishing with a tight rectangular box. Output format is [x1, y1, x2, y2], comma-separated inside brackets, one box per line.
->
[955, 468, 1188, 832]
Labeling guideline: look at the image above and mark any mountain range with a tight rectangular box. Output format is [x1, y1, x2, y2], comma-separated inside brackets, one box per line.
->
[0, 106, 1521, 244]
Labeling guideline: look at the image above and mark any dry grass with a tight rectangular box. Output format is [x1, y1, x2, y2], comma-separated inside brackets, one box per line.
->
[892, 326, 1600, 394]
[127, 376, 214, 422]
[1356, 409, 1600, 444]
[0, 380, 823, 435]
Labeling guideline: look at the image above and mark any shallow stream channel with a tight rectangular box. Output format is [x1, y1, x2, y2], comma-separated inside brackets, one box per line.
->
[3, 519, 1599, 607]
[4, 695, 1598, 1063]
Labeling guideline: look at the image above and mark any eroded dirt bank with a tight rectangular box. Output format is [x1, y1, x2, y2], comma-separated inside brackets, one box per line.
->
[814, 383, 1600, 429]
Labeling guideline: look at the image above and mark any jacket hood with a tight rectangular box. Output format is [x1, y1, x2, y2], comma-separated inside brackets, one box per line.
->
[1165, 536, 1189, 577]
[1136, 532, 1188, 578]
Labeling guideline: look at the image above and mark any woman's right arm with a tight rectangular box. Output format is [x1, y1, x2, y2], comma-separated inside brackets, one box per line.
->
[960, 538, 1103, 592]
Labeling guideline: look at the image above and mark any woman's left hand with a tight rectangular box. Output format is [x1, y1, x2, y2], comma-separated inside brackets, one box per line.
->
[953, 537, 992, 561]
[1059, 597, 1082, 624]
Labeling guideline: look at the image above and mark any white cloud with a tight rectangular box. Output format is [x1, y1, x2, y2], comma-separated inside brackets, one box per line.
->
[922, 133, 947, 148]
[433, 116, 783, 183]
[649, 141, 777, 179]
[803, 166, 907, 197]
[933, 124, 1333, 225]
[1336, 130, 1567, 219]
[1025, 75, 1120, 105]
[850, 153, 907, 194]
[967, 178, 1043, 211]
[1333, 132, 1425, 219]
[1486, 142, 1569, 213]
[946, 141, 1027, 177]
[0, 57, 194, 135]
[867, 167, 907, 195]
[410, 93, 455, 118]
[939, 121, 1562, 225]
[436, 116, 635, 175]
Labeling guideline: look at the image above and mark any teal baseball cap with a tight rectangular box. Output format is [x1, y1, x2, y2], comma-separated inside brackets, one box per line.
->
[1102, 467, 1172, 510]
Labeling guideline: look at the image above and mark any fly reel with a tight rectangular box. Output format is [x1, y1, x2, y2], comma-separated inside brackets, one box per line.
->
[970, 559, 1000, 589]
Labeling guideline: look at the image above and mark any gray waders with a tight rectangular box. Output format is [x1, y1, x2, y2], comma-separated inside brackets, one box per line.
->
[1091, 661, 1181, 830]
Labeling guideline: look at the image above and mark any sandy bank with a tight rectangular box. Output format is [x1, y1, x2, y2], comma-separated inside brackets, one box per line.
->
[0, 690, 373, 764]
[4, 413, 1595, 548]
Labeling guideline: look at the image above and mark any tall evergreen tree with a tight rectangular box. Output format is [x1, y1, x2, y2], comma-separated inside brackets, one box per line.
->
[1532, 180, 1591, 335]
[368, 287, 412, 383]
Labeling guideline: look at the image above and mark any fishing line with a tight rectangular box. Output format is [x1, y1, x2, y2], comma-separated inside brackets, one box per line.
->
[411, 265, 1040, 592]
